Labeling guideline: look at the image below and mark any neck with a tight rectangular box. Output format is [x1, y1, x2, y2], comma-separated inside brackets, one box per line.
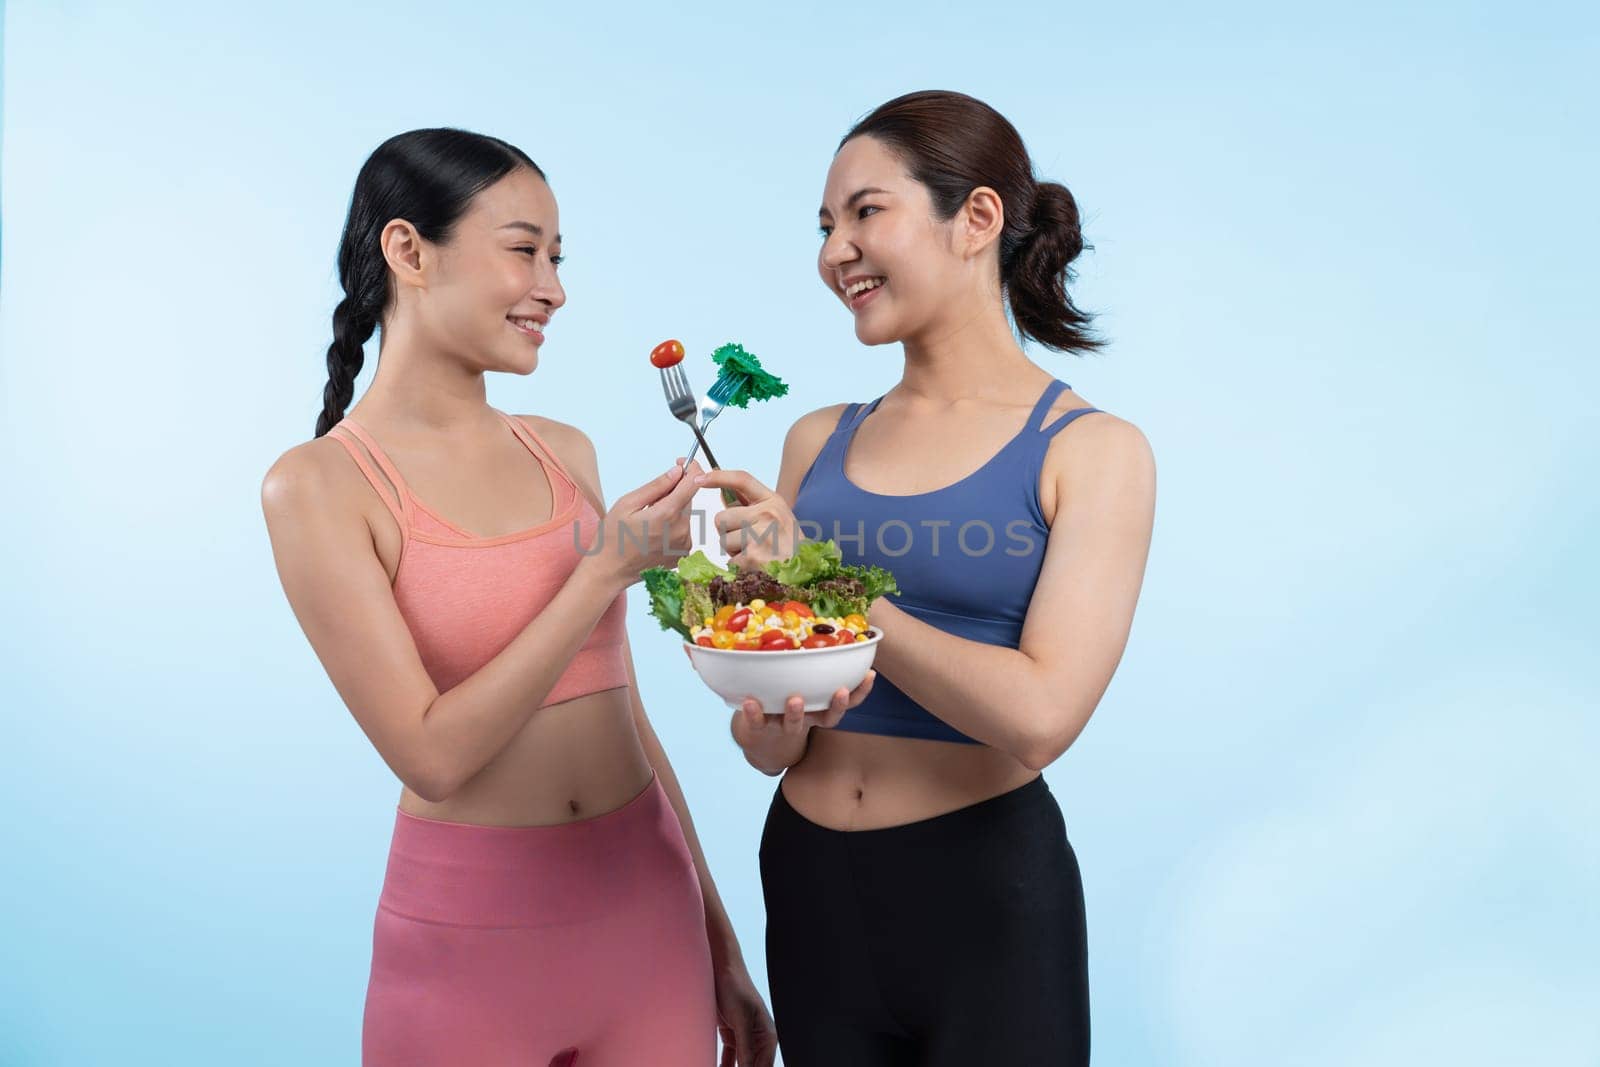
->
[896, 300, 1042, 405]
[355, 323, 498, 433]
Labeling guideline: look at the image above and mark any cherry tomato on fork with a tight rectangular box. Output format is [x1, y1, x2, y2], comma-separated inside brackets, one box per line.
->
[650, 339, 686, 368]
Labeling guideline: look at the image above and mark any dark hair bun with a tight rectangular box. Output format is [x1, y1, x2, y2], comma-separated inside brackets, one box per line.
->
[1010, 181, 1098, 353]
[843, 91, 1101, 355]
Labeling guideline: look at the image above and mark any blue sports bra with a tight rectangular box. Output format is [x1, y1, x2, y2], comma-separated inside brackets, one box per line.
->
[792, 379, 1102, 744]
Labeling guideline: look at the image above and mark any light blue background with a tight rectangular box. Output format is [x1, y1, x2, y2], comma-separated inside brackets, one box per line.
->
[3, 3, 1596, 1064]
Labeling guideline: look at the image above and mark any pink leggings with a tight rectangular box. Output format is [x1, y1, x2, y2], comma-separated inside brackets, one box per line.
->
[362, 773, 718, 1066]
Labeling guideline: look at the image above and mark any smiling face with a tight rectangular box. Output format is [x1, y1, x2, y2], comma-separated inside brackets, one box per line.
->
[411, 167, 567, 375]
[817, 135, 982, 347]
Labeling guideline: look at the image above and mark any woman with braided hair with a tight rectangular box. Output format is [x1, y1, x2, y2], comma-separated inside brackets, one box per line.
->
[262, 128, 789, 1066]
[697, 92, 1157, 1064]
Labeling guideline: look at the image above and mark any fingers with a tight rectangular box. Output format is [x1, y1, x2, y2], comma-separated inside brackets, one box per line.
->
[662, 460, 706, 510]
[732, 1019, 754, 1067]
[614, 463, 689, 512]
[711, 503, 761, 536]
[848, 669, 877, 706]
[696, 468, 770, 501]
[781, 694, 806, 735]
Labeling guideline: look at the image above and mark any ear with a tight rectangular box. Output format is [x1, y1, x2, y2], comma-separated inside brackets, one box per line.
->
[379, 218, 429, 290]
[959, 186, 1005, 260]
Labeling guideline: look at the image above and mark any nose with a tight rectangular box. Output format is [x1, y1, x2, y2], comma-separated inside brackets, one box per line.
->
[819, 229, 857, 275]
[534, 261, 567, 312]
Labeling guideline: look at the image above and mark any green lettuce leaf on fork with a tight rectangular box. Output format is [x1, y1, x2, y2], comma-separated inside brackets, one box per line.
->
[710, 343, 789, 409]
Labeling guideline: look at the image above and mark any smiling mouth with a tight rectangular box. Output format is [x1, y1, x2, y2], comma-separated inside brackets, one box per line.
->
[844, 277, 885, 309]
[508, 316, 546, 338]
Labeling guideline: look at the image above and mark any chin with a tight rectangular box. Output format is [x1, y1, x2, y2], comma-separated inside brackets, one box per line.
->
[853, 320, 902, 347]
[487, 350, 539, 376]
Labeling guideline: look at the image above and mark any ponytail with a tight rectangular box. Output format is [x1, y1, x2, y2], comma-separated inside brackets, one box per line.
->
[1004, 181, 1099, 353]
[842, 91, 1102, 354]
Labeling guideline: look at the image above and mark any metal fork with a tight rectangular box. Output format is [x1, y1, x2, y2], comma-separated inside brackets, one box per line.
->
[660, 363, 741, 508]
[680, 371, 740, 469]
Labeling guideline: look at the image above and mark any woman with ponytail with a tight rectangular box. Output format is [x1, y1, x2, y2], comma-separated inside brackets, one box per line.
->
[262, 129, 777, 1066]
[698, 92, 1157, 1064]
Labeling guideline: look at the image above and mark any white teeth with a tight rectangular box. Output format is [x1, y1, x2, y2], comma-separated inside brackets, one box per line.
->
[845, 277, 884, 297]
[511, 318, 540, 331]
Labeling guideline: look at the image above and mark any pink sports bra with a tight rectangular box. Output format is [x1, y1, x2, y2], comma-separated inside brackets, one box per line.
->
[326, 409, 628, 705]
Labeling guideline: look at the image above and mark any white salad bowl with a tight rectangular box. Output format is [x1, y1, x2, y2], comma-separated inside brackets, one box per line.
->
[684, 631, 883, 713]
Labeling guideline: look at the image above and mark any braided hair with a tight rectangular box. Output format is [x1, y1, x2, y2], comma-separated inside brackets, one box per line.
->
[314, 129, 543, 438]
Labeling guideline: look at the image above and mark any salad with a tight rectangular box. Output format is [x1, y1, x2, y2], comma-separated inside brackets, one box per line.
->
[643, 541, 898, 651]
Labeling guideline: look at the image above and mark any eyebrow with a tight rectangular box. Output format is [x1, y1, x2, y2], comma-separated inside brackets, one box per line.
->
[818, 187, 891, 217]
[499, 221, 561, 242]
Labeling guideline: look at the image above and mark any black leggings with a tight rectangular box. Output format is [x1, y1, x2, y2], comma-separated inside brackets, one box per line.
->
[759, 774, 1090, 1066]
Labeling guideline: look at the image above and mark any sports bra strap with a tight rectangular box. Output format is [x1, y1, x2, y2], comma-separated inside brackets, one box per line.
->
[833, 402, 863, 433]
[326, 424, 413, 530]
[1025, 380, 1071, 433]
[844, 398, 880, 433]
[499, 412, 580, 499]
[1039, 405, 1103, 437]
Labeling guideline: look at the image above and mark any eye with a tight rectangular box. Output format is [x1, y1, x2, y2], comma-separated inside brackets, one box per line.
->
[857, 205, 880, 220]
[550, 254, 564, 267]
[818, 224, 834, 238]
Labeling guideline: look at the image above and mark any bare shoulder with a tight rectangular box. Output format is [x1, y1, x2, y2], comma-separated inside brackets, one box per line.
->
[776, 402, 852, 502]
[785, 402, 853, 450]
[515, 413, 603, 508]
[260, 436, 364, 524]
[515, 413, 597, 468]
[1043, 406, 1156, 494]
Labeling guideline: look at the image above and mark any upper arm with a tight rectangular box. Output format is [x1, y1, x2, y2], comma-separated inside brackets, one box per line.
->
[1017, 415, 1157, 741]
[260, 443, 442, 789]
[775, 403, 851, 507]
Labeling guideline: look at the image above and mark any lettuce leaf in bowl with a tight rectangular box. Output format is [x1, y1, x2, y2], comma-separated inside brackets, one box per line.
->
[644, 541, 899, 641]
[677, 550, 733, 584]
[763, 540, 841, 586]
[681, 580, 715, 631]
[642, 567, 690, 639]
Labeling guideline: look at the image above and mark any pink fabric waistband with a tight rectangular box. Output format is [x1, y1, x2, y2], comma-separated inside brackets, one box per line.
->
[377, 773, 690, 929]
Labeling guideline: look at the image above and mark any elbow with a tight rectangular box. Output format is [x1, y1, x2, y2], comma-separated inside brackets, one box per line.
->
[1016, 741, 1059, 774]
[400, 754, 462, 805]
[406, 773, 456, 805]
[1014, 713, 1086, 773]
